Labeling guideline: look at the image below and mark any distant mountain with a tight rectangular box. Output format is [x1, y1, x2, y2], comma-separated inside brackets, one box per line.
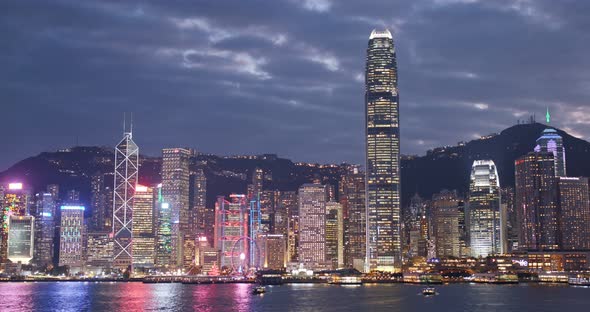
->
[1, 123, 589, 212]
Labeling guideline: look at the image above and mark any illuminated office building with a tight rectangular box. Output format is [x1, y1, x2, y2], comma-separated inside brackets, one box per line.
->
[132, 185, 155, 268]
[113, 125, 138, 270]
[469, 160, 503, 257]
[298, 184, 327, 270]
[406, 194, 429, 258]
[557, 177, 590, 250]
[91, 172, 114, 231]
[59, 205, 85, 268]
[256, 233, 287, 270]
[196, 236, 220, 275]
[515, 152, 558, 251]
[214, 195, 248, 271]
[534, 128, 566, 177]
[326, 202, 344, 269]
[191, 168, 209, 241]
[1, 182, 30, 263]
[33, 192, 56, 267]
[155, 201, 172, 268]
[365, 29, 401, 271]
[161, 148, 193, 268]
[432, 190, 462, 258]
[279, 191, 298, 262]
[85, 231, 113, 270]
[340, 167, 366, 270]
[7, 215, 34, 264]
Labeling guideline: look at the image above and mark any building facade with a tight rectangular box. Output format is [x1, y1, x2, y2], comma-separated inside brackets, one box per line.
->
[59, 205, 85, 268]
[214, 195, 248, 271]
[534, 128, 566, 177]
[132, 185, 155, 268]
[557, 177, 590, 250]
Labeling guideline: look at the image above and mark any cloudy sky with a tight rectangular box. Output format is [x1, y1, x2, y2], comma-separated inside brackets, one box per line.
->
[2, 0, 590, 170]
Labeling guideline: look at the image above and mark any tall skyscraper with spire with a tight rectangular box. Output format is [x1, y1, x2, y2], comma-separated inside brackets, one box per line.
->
[112, 117, 139, 271]
[534, 128, 566, 177]
[364, 29, 401, 272]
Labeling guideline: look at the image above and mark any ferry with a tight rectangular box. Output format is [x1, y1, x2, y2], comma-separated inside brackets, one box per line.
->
[252, 286, 266, 295]
[328, 275, 363, 285]
[568, 273, 590, 286]
[422, 286, 436, 296]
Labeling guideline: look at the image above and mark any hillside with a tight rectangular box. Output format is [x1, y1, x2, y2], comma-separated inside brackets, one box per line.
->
[1, 123, 589, 211]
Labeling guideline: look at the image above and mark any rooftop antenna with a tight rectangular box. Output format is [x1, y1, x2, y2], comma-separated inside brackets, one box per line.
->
[130, 112, 133, 135]
[123, 112, 127, 133]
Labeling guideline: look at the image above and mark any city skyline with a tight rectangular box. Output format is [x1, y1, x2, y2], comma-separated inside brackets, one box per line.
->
[3, 1, 590, 171]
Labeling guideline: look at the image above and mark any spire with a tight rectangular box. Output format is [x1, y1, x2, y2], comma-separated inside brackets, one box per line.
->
[546, 107, 551, 123]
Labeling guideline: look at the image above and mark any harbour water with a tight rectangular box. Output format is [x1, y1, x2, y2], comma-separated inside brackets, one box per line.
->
[0, 282, 587, 311]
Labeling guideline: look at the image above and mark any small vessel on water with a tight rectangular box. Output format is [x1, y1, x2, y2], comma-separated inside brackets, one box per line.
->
[422, 286, 436, 296]
[252, 286, 266, 295]
[569, 273, 590, 286]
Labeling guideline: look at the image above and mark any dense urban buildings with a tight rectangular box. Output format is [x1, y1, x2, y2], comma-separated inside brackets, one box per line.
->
[469, 160, 503, 257]
[112, 127, 138, 270]
[340, 166, 366, 271]
[1, 182, 30, 263]
[33, 191, 56, 268]
[365, 29, 401, 272]
[325, 201, 344, 269]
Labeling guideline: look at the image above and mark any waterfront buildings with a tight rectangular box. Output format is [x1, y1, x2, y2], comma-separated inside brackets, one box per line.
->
[90, 172, 114, 231]
[469, 160, 503, 257]
[365, 29, 401, 272]
[59, 205, 85, 269]
[161, 148, 193, 268]
[298, 184, 327, 270]
[113, 127, 138, 270]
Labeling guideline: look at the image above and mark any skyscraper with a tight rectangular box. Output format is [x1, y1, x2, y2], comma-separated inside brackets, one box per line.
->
[469, 160, 503, 257]
[59, 205, 85, 269]
[132, 185, 155, 268]
[1, 182, 30, 263]
[515, 152, 558, 250]
[214, 195, 248, 271]
[161, 148, 192, 268]
[33, 192, 56, 268]
[557, 177, 590, 250]
[534, 128, 566, 177]
[365, 29, 401, 272]
[325, 201, 344, 269]
[298, 184, 327, 270]
[7, 215, 34, 264]
[340, 167, 366, 270]
[432, 190, 462, 258]
[112, 126, 138, 270]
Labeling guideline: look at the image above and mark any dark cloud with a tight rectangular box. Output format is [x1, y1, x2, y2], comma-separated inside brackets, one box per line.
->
[1, 0, 589, 170]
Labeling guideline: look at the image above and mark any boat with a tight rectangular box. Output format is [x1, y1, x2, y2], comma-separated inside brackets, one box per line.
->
[252, 286, 266, 295]
[422, 286, 436, 296]
[569, 274, 590, 286]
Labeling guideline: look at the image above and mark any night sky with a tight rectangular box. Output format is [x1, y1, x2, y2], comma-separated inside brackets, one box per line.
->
[2, 0, 590, 170]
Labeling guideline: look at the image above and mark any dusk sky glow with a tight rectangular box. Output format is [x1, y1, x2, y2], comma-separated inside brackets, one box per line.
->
[2, 0, 590, 170]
